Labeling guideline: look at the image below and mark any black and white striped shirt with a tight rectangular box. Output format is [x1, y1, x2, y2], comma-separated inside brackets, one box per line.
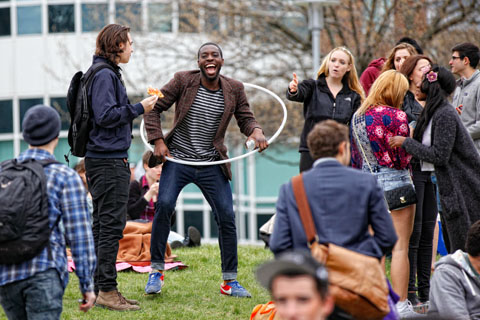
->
[169, 85, 225, 162]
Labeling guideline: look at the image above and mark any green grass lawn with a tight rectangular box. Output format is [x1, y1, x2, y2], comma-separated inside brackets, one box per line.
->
[1, 245, 273, 320]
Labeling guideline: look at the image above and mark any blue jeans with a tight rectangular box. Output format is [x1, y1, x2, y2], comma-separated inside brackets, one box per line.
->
[150, 161, 237, 280]
[0, 268, 64, 320]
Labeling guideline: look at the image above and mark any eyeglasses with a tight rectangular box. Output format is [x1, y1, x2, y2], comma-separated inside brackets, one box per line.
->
[451, 56, 463, 60]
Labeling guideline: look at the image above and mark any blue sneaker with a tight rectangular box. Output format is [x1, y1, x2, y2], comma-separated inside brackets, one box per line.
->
[145, 272, 164, 294]
[220, 280, 251, 298]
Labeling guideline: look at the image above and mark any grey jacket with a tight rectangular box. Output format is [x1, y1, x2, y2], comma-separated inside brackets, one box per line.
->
[452, 69, 480, 152]
[428, 250, 480, 319]
[402, 103, 480, 251]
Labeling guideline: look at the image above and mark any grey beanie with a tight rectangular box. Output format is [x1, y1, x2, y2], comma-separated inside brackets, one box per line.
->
[22, 104, 61, 146]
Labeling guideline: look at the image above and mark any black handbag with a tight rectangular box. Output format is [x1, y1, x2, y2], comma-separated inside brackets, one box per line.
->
[352, 114, 417, 211]
[384, 184, 417, 211]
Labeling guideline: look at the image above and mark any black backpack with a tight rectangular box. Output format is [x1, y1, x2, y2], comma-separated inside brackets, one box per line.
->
[0, 158, 59, 265]
[66, 62, 117, 157]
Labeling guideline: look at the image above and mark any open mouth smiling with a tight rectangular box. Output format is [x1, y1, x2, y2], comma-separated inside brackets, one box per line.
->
[205, 64, 217, 75]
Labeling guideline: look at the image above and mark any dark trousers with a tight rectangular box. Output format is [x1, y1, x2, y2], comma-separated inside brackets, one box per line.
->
[150, 161, 237, 280]
[299, 151, 314, 173]
[408, 170, 438, 301]
[85, 157, 130, 292]
[0, 268, 64, 320]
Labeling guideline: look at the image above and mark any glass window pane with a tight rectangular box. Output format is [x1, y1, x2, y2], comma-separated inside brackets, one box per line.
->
[50, 97, 69, 131]
[81, 3, 108, 32]
[20, 98, 43, 130]
[283, 16, 308, 41]
[204, 9, 219, 33]
[148, 3, 172, 32]
[0, 8, 11, 36]
[116, 3, 141, 32]
[17, 6, 41, 35]
[0, 141, 13, 162]
[0, 100, 13, 133]
[48, 4, 74, 33]
[179, 1, 198, 33]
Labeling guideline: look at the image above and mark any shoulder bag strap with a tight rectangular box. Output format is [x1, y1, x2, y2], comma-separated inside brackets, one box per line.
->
[352, 113, 374, 174]
[291, 174, 317, 244]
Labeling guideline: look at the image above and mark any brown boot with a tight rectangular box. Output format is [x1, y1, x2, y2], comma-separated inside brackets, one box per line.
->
[96, 290, 140, 311]
[118, 291, 139, 305]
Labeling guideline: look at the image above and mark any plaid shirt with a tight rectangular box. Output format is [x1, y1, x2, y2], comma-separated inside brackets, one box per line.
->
[0, 149, 96, 293]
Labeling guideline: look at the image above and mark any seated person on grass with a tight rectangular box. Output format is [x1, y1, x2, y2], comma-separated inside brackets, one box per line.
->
[127, 150, 201, 248]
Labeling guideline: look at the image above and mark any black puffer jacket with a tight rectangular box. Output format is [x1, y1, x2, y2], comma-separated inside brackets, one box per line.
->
[402, 90, 423, 124]
[287, 74, 361, 152]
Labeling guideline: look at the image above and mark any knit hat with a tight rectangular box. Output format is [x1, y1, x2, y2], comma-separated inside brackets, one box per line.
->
[22, 104, 61, 146]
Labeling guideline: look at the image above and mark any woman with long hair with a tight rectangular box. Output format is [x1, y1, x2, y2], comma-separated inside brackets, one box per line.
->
[400, 55, 432, 124]
[381, 43, 418, 74]
[390, 65, 480, 254]
[287, 47, 364, 172]
[351, 70, 418, 317]
[399, 55, 436, 306]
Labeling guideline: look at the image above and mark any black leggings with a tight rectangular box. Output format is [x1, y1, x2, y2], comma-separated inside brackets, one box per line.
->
[408, 170, 438, 301]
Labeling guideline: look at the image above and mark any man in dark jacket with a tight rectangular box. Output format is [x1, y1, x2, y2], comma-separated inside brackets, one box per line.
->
[270, 120, 397, 259]
[144, 42, 268, 297]
[84, 24, 157, 311]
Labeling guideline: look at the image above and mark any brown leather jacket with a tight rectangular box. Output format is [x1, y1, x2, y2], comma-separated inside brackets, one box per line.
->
[144, 70, 262, 180]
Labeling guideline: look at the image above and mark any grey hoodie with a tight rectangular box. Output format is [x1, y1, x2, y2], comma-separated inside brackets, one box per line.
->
[452, 70, 480, 153]
[428, 250, 480, 319]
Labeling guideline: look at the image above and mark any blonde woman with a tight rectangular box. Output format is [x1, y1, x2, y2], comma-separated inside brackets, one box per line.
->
[287, 47, 364, 172]
[381, 43, 418, 73]
[351, 70, 419, 317]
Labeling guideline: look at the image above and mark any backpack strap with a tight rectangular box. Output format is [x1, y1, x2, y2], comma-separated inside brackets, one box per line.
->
[34, 159, 62, 260]
[291, 174, 318, 244]
[83, 62, 121, 89]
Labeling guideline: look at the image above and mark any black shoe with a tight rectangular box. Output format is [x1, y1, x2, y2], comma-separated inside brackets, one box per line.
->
[186, 226, 201, 247]
[170, 240, 185, 249]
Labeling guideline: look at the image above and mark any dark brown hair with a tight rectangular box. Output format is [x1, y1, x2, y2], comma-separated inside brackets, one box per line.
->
[142, 150, 153, 166]
[95, 24, 131, 64]
[400, 55, 433, 84]
[465, 220, 480, 257]
[307, 120, 349, 160]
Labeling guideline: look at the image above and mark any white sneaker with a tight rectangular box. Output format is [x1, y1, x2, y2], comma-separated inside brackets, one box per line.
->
[396, 300, 422, 319]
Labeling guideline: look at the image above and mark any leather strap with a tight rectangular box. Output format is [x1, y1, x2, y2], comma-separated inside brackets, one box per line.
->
[292, 174, 317, 243]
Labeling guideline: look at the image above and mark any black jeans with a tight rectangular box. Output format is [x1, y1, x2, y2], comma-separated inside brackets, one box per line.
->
[299, 151, 314, 173]
[85, 157, 130, 292]
[408, 170, 438, 301]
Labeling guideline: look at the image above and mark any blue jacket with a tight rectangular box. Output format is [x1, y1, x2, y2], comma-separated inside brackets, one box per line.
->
[270, 159, 397, 259]
[86, 56, 144, 158]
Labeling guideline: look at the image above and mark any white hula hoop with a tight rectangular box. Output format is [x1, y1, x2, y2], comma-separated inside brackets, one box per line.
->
[140, 82, 287, 166]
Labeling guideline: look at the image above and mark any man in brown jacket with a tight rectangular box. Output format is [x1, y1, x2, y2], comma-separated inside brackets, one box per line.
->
[144, 42, 267, 297]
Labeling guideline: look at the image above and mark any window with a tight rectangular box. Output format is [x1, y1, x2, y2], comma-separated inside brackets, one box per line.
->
[20, 98, 43, 130]
[116, 3, 141, 32]
[0, 8, 10, 36]
[148, 3, 172, 32]
[283, 16, 308, 41]
[0, 100, 13, 133]
[48, 4, 74, 33]
[0, 141, 13, 162]
[179, 1, 199, 33]
[82, 4, 108, 32]
[204, 8, 219, 33]
[50, 97, 69, 131]
[17, 6, 42, 35]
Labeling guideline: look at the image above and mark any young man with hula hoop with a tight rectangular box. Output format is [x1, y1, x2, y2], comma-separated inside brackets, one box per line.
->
[144, 42, 268, 297]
